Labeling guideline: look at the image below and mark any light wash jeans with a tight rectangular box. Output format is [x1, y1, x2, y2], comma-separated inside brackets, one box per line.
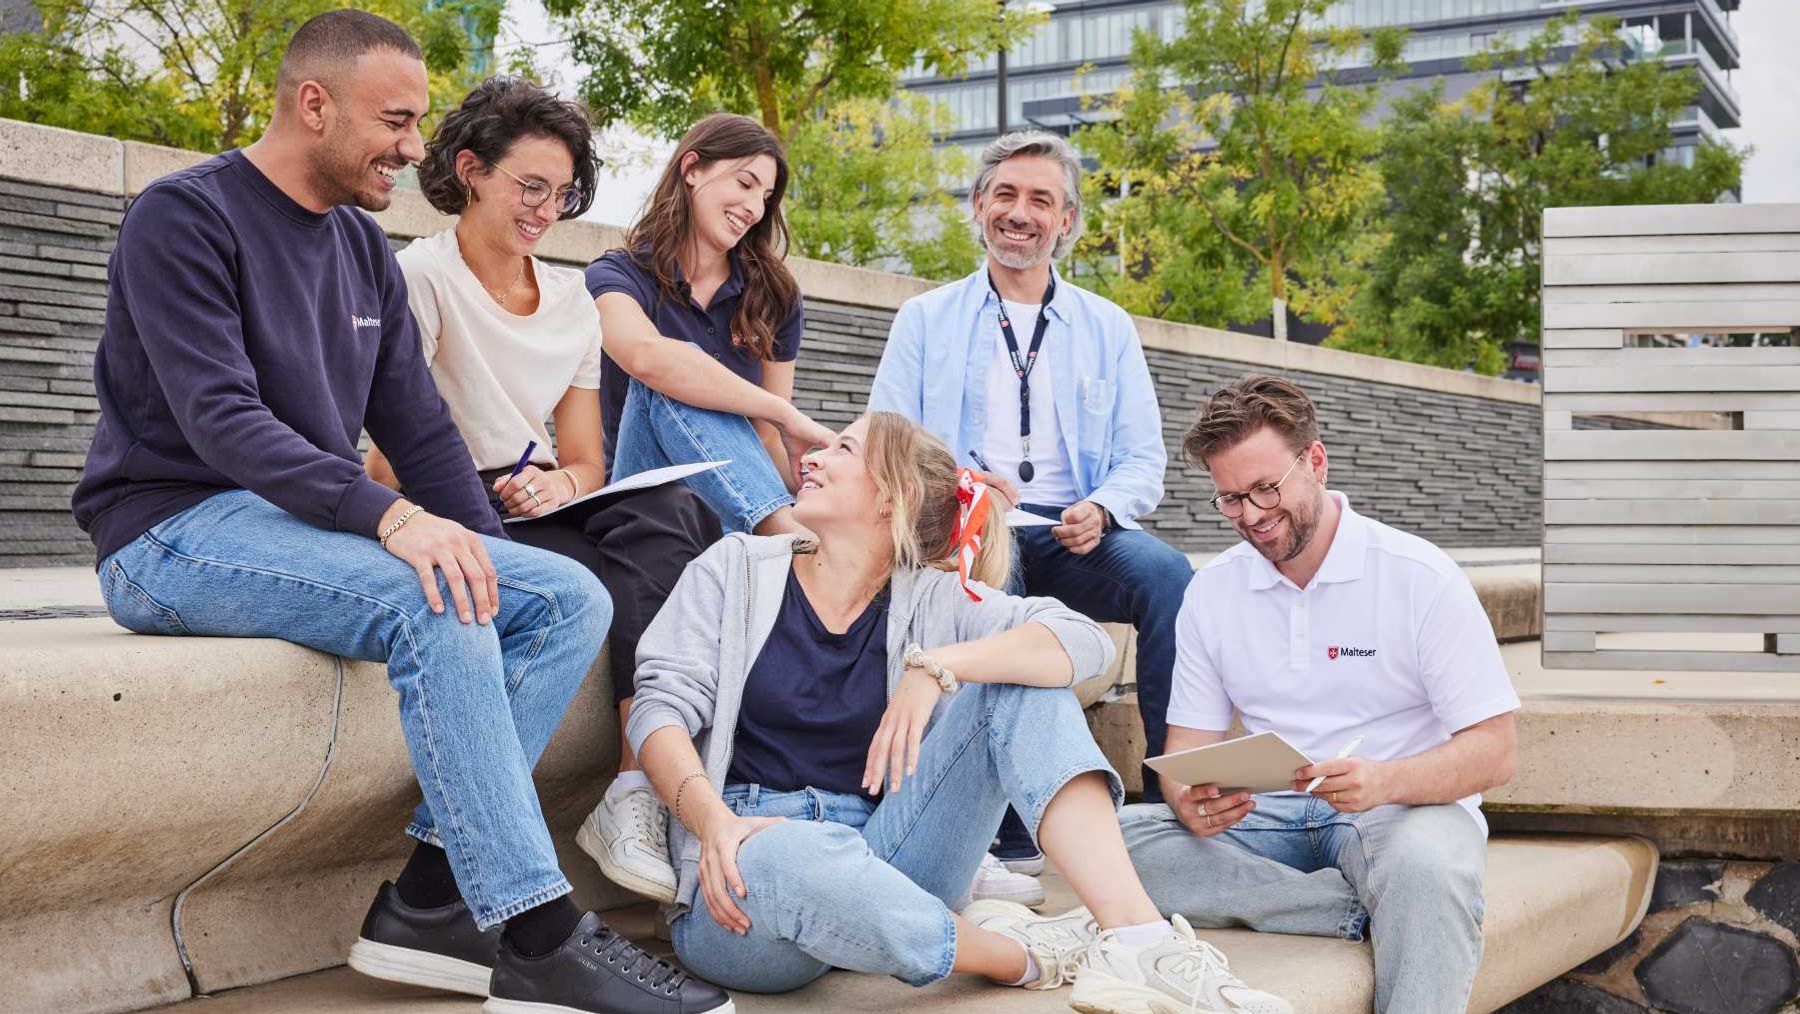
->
[1121, 795, 1487, 1014]
[669, 681, 1123, 993]
[97, 490, 611, 929]
[610, 375, 794, 534]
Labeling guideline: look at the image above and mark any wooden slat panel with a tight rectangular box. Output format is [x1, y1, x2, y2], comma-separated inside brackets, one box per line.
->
[1543, 650, 1800, 673]
[1544, 204, 1800, 238]
[1545, 364, 1800, 393]
[1774, 634, 1800, 655]
[1545, 478, 1800, 500]
[1542, 631, 1596, 652]
[1745, 411, 1800, 429]
[1546, 233, 1800, 255]
[1544, 500, 1800, 525]
[1545, 543, 1800, 566]
[1544, 255, 1800, 287]
[1542, 347, 1800, 368]
[1542, 300, 1800, 330]
[1541, 329, 1624, 349]
[1543, 409, 1572, 431]
[1544, 392, 1800, 413]
[1543, 459, 1800, 480]
[1544, 524, 1800, 544]
[1544, 613, 1800, 633]
[1545, 563, 1800, 584]
[1544, 583, 1800, 614]
[1545, 430, 1800, 461]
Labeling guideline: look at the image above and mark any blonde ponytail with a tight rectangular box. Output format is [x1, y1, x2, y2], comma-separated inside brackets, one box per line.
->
[863, 411, 1014, 589]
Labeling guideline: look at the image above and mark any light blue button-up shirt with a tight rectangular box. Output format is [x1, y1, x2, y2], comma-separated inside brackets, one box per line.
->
[868, 266, 1168, 528]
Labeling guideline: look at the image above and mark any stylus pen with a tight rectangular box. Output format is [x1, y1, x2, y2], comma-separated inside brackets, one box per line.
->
[1304, 734, 1365, 793]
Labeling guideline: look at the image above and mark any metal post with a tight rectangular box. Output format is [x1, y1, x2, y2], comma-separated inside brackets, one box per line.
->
[997, 0, 1009, 135]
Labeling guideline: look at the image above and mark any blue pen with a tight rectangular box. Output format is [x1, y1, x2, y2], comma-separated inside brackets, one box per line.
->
[506, 440, 538, 486]
[967, 449, 994, 472]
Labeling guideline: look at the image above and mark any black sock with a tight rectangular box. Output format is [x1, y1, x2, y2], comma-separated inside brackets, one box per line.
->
[504, 895, 584, 958]
[395, 841, 460, 909]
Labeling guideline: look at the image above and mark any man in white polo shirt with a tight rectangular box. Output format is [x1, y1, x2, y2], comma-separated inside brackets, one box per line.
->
[1121, 375, 1520, 1014]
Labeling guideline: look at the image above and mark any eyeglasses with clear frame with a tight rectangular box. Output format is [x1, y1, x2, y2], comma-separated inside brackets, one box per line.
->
[1210, 450, 1308, 518]
[487, 161, 584, 217]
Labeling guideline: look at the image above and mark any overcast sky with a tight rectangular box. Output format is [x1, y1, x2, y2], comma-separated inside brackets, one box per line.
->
[496, 0, 1800, 222]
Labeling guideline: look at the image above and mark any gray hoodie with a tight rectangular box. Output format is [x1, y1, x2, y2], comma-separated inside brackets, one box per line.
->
[625, 532, 1117, 916]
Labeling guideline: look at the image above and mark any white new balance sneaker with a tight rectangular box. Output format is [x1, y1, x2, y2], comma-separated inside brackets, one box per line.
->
[577, 784, 677, 903]
[1070, 914, 1292, 1014]
[963, 899, 1098, 989]
[959, 852, 1047, 908]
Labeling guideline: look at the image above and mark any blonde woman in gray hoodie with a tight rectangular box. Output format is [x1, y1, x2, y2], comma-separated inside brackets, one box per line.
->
[623, 411, 1289, 1014]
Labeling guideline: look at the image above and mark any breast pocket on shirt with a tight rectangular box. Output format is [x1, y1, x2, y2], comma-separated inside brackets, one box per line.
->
[1079, 376, 1116, 418]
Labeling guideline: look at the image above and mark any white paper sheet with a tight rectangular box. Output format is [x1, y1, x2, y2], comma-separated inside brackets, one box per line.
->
[502, 460, 728, 524]
[1006, 509, 1061, 528]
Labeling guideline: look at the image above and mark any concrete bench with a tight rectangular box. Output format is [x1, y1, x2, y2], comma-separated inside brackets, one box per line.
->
[4, 553, 1666, 1014]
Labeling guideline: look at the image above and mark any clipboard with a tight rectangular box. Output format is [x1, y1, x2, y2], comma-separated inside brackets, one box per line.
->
[1143, 731, 1315, 794]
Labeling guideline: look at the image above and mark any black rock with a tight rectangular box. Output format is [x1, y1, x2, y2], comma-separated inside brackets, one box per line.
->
[1745, 862, 1800, 939]
[1634, 917, 1800, 1014]
[1649, 860, 1727, 913]
[1496, 979, 1649, 1014]
[1575, 928, 1642, 975]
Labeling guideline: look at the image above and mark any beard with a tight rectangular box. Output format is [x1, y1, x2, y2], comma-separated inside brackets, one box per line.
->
[984, 218, 1054, 270]
[314, 121, 392, 212]
[1237, 485, 1324, 564]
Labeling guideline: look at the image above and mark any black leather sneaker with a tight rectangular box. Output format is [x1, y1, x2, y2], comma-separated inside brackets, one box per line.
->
[484, 912, 734, 1014]
[348, 880, 502, 997]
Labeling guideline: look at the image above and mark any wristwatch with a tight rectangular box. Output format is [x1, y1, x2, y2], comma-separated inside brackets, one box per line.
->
[903, 643, 959, 694]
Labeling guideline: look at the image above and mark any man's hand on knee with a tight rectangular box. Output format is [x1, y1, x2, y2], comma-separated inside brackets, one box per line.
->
[382, 505, 500, 624]
[1053, 500, 1108, 555]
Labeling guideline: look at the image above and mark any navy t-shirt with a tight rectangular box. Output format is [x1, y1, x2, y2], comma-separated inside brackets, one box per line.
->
[727, 564, 889, 798]
[73, 150, 502, 563]
[583, 249, 804, 468]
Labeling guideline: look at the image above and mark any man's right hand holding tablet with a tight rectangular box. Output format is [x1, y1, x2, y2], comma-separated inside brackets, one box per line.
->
[1163, 777, 1256, 838]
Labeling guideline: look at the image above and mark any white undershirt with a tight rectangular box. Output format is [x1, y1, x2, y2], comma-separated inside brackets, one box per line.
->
[981, 300, 1078, 506]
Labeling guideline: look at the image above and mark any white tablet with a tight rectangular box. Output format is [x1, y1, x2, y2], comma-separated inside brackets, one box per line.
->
[1143, 731, 1315, 795]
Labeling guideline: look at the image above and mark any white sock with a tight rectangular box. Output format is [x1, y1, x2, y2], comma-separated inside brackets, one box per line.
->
[1111, 919, 1175, 948]
[606, 770, 651, 802]
[1007, 947, 1041, 987]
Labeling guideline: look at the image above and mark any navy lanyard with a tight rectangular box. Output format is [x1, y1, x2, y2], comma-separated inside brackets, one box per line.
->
[988, 272, 1056, 483]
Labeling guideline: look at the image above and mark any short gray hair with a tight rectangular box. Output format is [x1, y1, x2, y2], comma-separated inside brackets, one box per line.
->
[971, 130, 1085, 261]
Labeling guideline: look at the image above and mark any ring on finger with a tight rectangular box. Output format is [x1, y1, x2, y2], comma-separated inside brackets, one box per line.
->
[524, 482, 539, 497]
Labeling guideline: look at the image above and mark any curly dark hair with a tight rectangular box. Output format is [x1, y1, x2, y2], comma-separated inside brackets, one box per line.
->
[416, 76, 601, 220]
[1184, 374, 1321, 467]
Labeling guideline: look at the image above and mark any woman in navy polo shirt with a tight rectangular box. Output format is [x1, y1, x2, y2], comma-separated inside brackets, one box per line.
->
[586, 113, 833, 538]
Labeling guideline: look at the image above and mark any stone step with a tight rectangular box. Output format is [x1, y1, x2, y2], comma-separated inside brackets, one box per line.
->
[146, 835, 1656, 1014]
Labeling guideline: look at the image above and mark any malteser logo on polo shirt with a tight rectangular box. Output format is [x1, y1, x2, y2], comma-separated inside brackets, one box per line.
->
[351, 315, 381, 328]
[1327, 645, 1376, 660]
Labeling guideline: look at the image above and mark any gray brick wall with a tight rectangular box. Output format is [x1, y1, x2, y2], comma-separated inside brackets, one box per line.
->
[1, 176, 1542, 566]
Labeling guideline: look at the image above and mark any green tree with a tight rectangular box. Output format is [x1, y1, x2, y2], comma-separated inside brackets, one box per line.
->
[1337, 14, 1745, 373]
[1078, 0, 1401, 337]
[783, 94, 980, 280]
[0, 0, 499, 152]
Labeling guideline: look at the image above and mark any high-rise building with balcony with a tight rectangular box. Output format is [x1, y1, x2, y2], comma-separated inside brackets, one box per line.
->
[904, 0, 1741, 172]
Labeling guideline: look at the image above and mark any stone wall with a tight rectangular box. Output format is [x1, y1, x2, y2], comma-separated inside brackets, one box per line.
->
[0, 126, 1546, 566]
[1501, 860, 1800, 1014]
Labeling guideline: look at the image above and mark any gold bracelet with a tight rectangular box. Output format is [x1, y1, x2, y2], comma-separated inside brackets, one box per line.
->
[378, 504, 424, 548]
[673, 771, 707, 830]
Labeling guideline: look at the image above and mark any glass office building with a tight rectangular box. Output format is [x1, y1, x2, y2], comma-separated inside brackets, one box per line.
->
[903, 0, 1741, 170]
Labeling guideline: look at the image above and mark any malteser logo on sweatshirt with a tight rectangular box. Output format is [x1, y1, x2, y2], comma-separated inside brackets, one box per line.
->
[351, 315, 381, 328]
[1327, 645, 1376, 660]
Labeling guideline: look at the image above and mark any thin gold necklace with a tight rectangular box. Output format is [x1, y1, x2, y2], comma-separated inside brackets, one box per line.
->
[483, 260, 527, 307]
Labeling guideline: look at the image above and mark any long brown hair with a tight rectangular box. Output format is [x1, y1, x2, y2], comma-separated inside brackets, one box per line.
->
[863, 412, 1012, 589]
[624, 114, 799, 361]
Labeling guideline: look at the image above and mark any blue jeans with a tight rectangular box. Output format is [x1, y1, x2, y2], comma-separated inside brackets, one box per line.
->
[669, 681, 1123, 993]
[611, 376, 794, 534]
[1011, 504, 1194, 803]
[97, 490, 612, 929]
[1121, 795, 1487, 1014]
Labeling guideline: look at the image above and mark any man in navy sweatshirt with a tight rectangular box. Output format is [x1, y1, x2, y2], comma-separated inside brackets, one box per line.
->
[73, 11, 730, 1014]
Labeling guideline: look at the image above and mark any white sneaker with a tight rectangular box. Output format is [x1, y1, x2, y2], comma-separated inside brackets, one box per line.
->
[959, 852, 1047, 908]
[1070, 914, 1292, 1014]
[577, 784, 677, 903]
[963, 899, 1098, 989]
